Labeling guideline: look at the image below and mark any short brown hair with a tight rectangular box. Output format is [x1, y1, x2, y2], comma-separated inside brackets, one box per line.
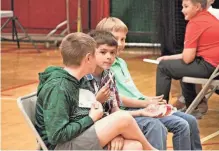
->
[60, 32, 96, 66]
[96, 17, 128, 33]
[88, 30, 118, 48]
[189, 0, 207, 8]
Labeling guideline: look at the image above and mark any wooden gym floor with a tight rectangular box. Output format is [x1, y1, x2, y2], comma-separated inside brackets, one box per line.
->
[1, 42, 219, 150]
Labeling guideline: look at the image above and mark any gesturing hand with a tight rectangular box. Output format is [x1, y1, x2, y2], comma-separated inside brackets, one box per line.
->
[148, 95, 167, 105]
[89, 101, 103, 122]
[96, 80, 111, 104]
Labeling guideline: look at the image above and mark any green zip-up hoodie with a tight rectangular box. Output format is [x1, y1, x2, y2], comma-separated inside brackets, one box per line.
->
[35, 66, 93, 150]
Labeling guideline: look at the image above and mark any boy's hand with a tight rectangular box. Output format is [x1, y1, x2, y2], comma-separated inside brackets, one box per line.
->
[148, 95, 167, 105]
[140, 108, 163, 118]
[89, 101, 103, 122]
[108, 135, 124, 151]
[96, 80, 111, 104]
[140, 104, 166, 118]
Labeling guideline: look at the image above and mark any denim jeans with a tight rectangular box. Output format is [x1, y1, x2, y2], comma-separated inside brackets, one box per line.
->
[159, 111, 202, 150]
[126, 108, 168, 150]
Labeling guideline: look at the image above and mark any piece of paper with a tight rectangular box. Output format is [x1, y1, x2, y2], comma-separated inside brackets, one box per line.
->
[145, 104, 177, 116]
[78, 89, 96, 108]
[143, 59, 159, 64]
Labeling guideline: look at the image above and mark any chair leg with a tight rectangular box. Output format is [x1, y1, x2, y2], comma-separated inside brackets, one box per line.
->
[186, 66, 219, 114]
[185, 92, 206, 114]
[14, 18, 40, 52]
[205, 86, 218, 100]
[12, 18, 20, 48]
[186, 82, 214, 114]
[0, 17, 12, 30]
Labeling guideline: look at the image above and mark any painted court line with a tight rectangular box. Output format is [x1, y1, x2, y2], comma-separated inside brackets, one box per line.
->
[1, 94, 13, 96]
[1, 97, 17, 100]
[208, 109, 219, 112]
[167, 142, 219, 149]
[1, 81, 38, 92]
[201, 130, 219, 143]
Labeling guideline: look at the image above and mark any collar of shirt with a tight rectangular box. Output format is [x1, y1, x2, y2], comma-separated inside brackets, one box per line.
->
[84, 70, 112, 93]
[112, 57, 127, 77]
[85, 70, 110, 81]
[112, 57, 121, 66]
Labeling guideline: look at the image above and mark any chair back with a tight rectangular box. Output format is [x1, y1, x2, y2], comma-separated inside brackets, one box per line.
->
[17, 92, 48, 150]
[184, 65, 219, 114]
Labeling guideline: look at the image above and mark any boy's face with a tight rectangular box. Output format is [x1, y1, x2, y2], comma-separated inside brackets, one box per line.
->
[182, 0, 202, 20]
[95, 44, 117, 70]
[111, 30, 127, 55]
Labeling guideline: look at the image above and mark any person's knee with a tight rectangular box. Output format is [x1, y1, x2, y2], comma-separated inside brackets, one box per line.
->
[153, 119, 167, 131]
[158, 60, 168, 71]
[154, 120, 168, 136]
[126, 141, 143, 150]
[133, 141, 143, 150]
[143, 119, 167, 134]
[184, 114, 198, 126]
[114, 110, 132, 120]
[113, 111, 134, 128]
[182, 114, 199, 133]
[146, 119, 168, 139]
[175, 119, 190, 136]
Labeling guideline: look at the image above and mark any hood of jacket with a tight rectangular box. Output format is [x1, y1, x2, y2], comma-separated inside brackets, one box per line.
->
[37, 66, 79, 95]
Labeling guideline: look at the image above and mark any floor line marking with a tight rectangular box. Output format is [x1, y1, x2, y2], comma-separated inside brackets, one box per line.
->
[1, 97, 17, 100]
[1, 81, 38, 92]
[201, 130, 219, 143]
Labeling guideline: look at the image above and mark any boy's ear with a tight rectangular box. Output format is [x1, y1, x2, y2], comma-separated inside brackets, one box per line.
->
[84, 52, 93, 64]
[195, 3, 202, 11]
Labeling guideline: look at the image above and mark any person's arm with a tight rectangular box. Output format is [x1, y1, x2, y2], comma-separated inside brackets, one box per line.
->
[43, 87, 95, 145]
[182, 21, 200, 64]
[121, 95, 166, 108]
[127, 108, 164, 117]
[157, 54, 183, 61]
[120, 95, 150, 108]
[182, 48, 197, 64]
[128, 110, 142, 117]
[158, 21, 201, 64]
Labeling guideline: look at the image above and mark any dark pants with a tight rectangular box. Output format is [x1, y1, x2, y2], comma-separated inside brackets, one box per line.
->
[156, 58, 215, 107]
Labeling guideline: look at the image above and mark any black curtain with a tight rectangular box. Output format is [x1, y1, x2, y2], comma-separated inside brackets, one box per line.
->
[212, 0, 219, 8]
[158, 0, 187, 56]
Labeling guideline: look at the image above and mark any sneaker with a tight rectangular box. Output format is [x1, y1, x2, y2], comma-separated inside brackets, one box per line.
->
[179, 106, 187, 112]
[191, 109, 203, 119]
[198, 97, 208, 114]
[173, 96, 186, 110]
[179, 107, 203, 119]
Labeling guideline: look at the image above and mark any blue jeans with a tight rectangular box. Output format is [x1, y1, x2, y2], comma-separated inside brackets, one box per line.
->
[126, 108, 168, 150]
[159, 111, 202, 150]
